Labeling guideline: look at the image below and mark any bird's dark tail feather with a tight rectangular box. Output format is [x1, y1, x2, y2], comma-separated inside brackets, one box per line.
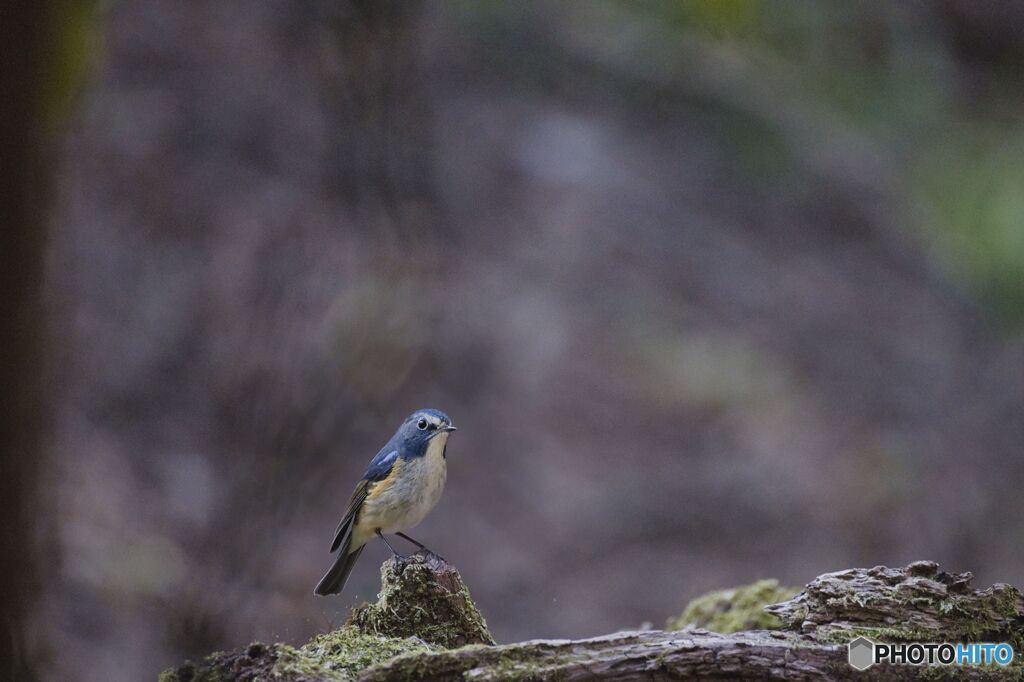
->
[314, 544, 364, 596]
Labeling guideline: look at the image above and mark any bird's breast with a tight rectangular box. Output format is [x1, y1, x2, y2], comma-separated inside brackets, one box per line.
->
[358, 433, 448, 538]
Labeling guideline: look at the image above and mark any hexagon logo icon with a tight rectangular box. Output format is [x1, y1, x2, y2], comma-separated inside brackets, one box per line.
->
[848, 636, 876, 671]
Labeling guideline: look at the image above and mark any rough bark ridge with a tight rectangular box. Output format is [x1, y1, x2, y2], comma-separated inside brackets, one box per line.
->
[162, 560, 1024, 681]
[765, 560, 1024, 649]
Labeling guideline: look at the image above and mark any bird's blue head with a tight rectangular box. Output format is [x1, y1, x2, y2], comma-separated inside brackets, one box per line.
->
[394, 408, 457, 457]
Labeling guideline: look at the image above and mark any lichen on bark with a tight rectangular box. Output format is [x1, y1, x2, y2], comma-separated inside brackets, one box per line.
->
[766, 560, 1024, 651]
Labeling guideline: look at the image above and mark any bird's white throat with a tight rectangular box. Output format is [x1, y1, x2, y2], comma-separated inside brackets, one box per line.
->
[425, 431, 449, 461]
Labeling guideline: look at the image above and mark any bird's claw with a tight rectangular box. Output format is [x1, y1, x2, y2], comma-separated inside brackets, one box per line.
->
[416, 548, 446, 563]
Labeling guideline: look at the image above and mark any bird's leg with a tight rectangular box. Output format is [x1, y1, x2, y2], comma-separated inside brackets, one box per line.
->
[396, 532, 445, 561]
[376, 529, 410, 561]
[395, 532, 427, 551]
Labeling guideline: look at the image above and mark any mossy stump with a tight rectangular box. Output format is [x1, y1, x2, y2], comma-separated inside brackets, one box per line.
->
[349, 551, 495, 648]
[160, 553, 492, 681]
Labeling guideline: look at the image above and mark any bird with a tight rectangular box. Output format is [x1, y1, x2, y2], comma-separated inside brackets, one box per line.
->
[314, 408, 457, 596]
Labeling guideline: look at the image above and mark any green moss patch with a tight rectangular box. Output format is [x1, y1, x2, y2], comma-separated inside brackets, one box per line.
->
[278, 626, 434, 679]
[159, 628, 434, 682]
[667, 579, 799, 633]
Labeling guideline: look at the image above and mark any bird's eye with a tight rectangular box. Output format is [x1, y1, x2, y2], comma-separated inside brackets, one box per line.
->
[417, 418, 428, 430]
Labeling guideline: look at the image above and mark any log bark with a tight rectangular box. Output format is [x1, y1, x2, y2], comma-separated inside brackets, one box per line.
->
[162, 559, 1024, 681]
[765, 560, 1024, 647]
[360, 629, 1008, 681]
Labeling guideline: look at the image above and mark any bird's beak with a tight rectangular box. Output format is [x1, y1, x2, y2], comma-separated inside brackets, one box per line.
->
[442, 425, 457, 432]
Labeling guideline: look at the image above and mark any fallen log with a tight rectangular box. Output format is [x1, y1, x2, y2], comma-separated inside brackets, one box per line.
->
[161, 556, 1024, 681]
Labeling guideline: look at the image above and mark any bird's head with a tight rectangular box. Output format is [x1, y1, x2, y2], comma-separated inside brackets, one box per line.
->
[399, 408, 457, 445]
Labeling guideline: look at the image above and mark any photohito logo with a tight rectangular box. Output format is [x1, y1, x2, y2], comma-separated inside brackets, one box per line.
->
[847, 637, 1015, 670]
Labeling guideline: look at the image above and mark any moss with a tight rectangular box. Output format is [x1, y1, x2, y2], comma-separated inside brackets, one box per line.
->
[474, 642, 575, 682]
[360, 641, 577, 682]
[667, 579, 799, 634]
[158, 630, 433, 682]
[349, 554, 495, 648]
[277, 626, 433, 679]
[501, 655, 573, 681]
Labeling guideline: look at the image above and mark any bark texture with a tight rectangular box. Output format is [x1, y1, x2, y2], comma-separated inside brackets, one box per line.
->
[361, 629, 1011, 681]
[162, 560, 1024, 681]
[766, 560, 1024, 648]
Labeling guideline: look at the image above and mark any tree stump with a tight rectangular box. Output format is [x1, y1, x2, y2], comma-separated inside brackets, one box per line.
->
[348, 551, 495, 648]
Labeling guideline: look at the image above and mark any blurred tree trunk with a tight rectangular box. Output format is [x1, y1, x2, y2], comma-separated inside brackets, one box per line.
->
[1, 2, 56, 679]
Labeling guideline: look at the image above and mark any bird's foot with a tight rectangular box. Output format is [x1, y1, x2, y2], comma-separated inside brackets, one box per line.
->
[415, 548, 447, 563]
[390, 551, 416, 563]
[387, 532, 446, 563]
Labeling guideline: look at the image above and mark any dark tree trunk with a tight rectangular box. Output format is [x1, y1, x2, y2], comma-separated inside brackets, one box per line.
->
[0, 2, 52, 680]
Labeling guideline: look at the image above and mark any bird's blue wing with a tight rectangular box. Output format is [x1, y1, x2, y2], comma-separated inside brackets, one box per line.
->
[363, 448, 399, 482]
[328, 448, 399, 553]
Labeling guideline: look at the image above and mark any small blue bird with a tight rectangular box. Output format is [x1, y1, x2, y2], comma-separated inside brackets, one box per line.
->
[314, 408, 457, 596]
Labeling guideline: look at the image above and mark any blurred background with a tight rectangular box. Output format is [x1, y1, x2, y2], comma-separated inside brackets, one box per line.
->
[4, 1, 1024, 680]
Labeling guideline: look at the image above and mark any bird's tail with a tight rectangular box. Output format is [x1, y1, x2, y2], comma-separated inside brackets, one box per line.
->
[314, 543, 364, 596]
